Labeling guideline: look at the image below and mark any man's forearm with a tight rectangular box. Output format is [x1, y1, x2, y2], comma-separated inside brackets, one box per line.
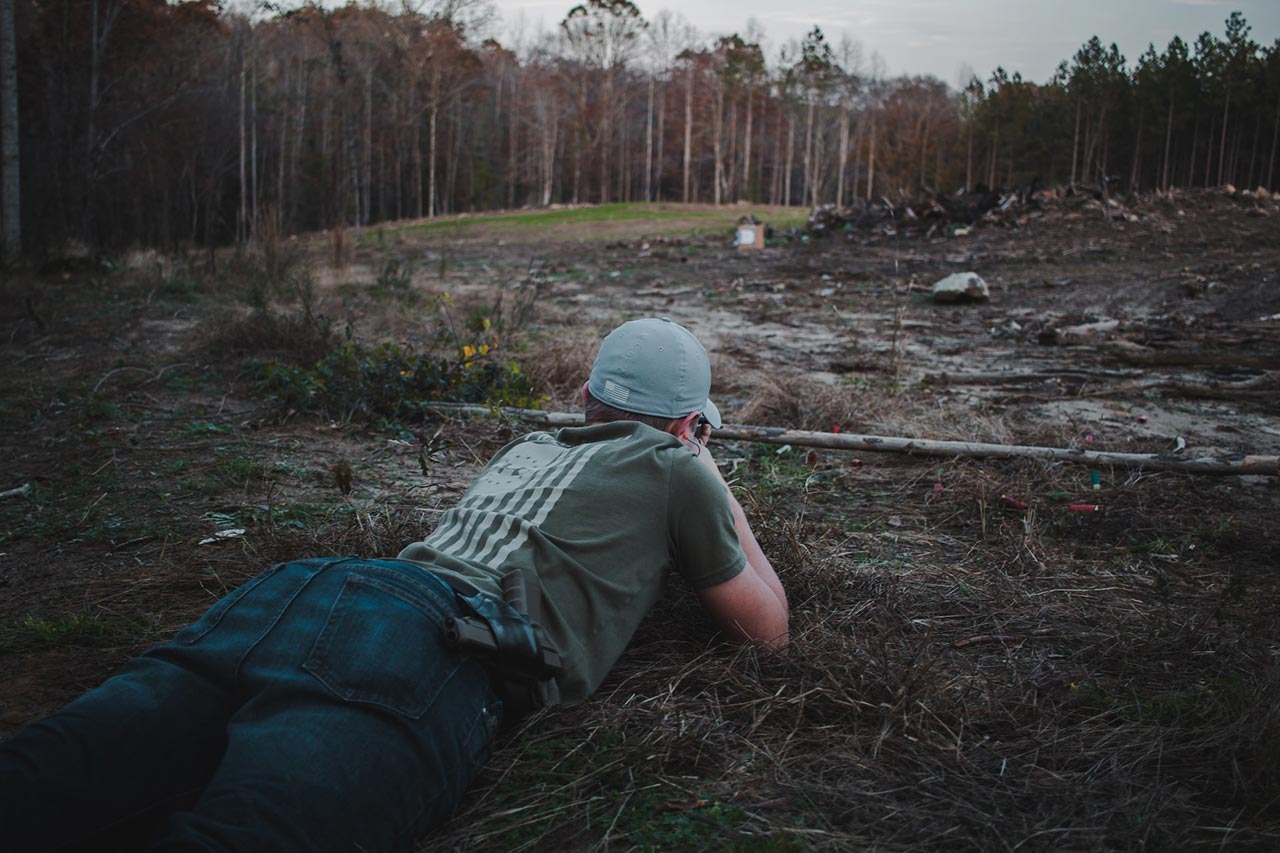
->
[726, 491, 787, 610]
[693, 438, 787, 612]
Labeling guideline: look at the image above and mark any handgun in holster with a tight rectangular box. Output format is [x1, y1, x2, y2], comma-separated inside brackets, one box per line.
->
[442, 569, 562, 722]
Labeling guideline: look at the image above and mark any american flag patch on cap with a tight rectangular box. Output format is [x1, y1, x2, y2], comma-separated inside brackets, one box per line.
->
[603, 379, 630, 404]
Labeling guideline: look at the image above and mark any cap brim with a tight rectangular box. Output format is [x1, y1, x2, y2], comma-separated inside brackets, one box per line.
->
[702, 399, 722, 429]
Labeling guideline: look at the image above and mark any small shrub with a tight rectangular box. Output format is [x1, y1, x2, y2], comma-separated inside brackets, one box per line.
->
[224, 211, 314, 313]
[259, 341, 542, 422]
[202, 309, 338, 368]
[377, 256, 415, 291]
[330, 226, 351, 271]
[491, 259, 546, 339]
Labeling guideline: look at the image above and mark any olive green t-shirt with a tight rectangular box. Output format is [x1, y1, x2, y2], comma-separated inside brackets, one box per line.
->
[397, 421, 746, 703]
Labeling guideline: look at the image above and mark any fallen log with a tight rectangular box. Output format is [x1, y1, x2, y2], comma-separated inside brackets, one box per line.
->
[924, 369, 1141, 385]
[1102, 349, 1278, 370]
[425, 403, 1279, 477]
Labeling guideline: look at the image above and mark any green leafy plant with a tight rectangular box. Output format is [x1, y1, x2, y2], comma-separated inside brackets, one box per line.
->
[0, 613, 150, 653]
[259, 341, 542, 422]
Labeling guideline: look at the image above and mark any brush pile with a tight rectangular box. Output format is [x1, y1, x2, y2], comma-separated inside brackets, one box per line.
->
[805, 184, 1280, 240]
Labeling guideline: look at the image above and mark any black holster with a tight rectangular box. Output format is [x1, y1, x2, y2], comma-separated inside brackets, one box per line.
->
[442, 569, 562, 725]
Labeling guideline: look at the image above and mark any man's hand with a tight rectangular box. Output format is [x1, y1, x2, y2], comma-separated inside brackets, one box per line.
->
[694, 420, 713, 445]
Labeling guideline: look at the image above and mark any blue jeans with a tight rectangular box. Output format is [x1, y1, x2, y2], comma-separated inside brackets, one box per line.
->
[0, 558, 502, 852]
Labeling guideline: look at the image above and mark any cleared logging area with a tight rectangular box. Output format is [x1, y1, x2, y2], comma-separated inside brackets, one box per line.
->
[2, 198, 1278, 850]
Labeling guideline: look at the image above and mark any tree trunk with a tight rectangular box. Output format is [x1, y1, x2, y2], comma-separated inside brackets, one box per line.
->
[1204, 116, 1215, 188]
[682, 64, 693, 203]
[347, 101, 361, 228]
[965, 116, 974, 190]
[756, 114, 767, 198]
[851, 114, 863, 201]
[1217, 87, 1230, 186]
[250, 52, 258, 238]
[376, 135, 384, 221]
[655, 81, 666, 202]
[769, 98, 783, 204]
[428, 60, 440, 218]
[85, 0, 121, 243]
[1187, 119, 1199, 186]
[987, 123, 997, 188]
[1129, 107, 1143, 192]
[412, 113, 423, 218]
[238, 48, 247, 244]
[571, 131, 581, 204]
[810, 106, 825, 206]
[1268, 94, 1279, 190]
[620, 116, 629, 201]
[599, 71, 612, 204]
[713, 77, 723, 205]
[784, 112, 795, 205]
[443, 97, 459, 214]
[1082, 112, 1095, 185]
[320, 99, 331, 225]
[1100, 107, 1110, 186]
[802, 98, 814, 206]
[644, 73, 654, 202]
[865, 112, 876, 200]
[1247, 116, 1260, 188]
[1228, 122, 1243, 186]
[742, 85, 753, 198]
[507, 72, 518, 208]
[726, 99, 737, 202]
[537, 92, 556, 207]
[918, 115, 930, 188]
[363, 67, 372, 227]
[0, 0, 20, 263]
[1162, 95, 1174, 191]
[277, 61, 288, 226]
[394, 129, 402, 221]
[835, 109, 849, 207]
[291, 63, 308, 230]
[1070, 100, 1080, 186]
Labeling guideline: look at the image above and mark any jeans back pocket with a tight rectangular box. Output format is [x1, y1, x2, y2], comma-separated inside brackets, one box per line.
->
[303, 574, 461, 719]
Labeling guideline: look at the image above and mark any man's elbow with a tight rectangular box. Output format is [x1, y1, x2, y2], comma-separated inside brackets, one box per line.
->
[698, 573, 789, 651]
[760, 592, 789, 649]
[738, 608, 788, 651]
[763, 615, 789, 650]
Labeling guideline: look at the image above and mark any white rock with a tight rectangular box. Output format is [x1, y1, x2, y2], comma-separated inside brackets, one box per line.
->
[931, 272, 990, 304]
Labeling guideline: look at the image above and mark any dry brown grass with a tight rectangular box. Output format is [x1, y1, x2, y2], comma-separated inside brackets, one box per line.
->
[735, 372, 1015, 443]
[427, 449, 1280, 851]
[199, 305, 338, 368]
[5, 207, 1280, 852]
[518, 333, 600, 409]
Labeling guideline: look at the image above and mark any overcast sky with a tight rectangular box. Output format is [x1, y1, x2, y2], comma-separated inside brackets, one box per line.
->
[492, 0, 1280, 86]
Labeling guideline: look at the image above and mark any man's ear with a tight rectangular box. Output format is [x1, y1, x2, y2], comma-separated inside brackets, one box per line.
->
[674, 412, 699, 438]
[581, 381, 590, 404]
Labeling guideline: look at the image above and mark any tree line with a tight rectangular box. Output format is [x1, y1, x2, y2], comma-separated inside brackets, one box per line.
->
[2, 0, 1278, 257]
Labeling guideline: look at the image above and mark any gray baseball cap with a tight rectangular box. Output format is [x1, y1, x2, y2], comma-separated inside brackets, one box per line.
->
[588, 317, 722, 428]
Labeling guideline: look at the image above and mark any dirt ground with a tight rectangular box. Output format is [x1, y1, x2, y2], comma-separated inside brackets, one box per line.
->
[2, 192, 1279, 850]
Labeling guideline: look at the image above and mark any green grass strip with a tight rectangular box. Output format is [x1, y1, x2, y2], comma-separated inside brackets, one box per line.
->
[368, 202, 809, 241]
